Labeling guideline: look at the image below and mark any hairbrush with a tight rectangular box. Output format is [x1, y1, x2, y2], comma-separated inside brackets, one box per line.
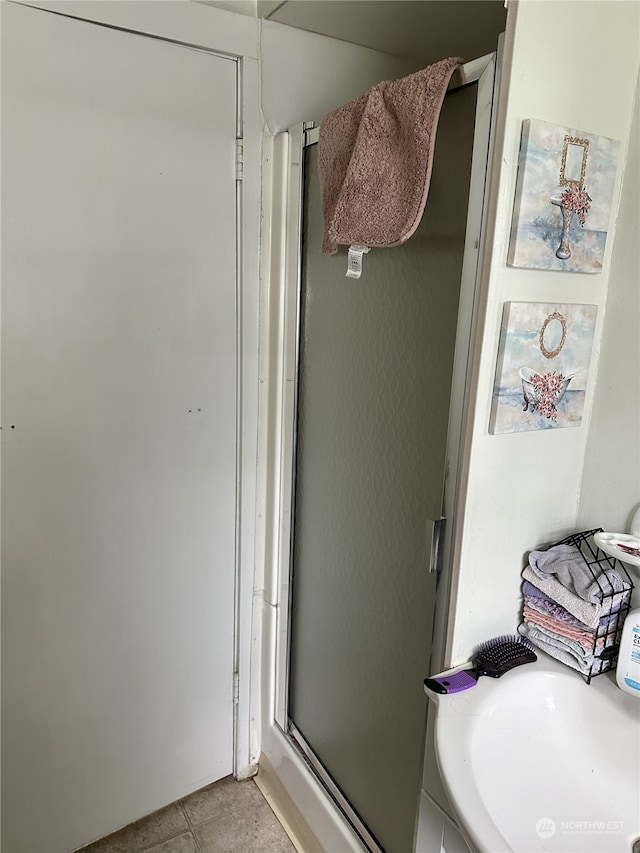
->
[424, 635, 537, 695]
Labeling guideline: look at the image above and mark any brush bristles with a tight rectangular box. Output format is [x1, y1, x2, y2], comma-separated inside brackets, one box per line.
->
[475, 635, 537, 672]
[476, 634, 534, 653]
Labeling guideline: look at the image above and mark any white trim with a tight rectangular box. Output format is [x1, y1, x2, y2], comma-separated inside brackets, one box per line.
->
[438, 39, 505, 670]
[255, 129, 366, 851]
[432, 51, 500, 672]
[234, 54, 262, 778]
[450, 52, 495, 90]
[250, 128, 286, 771]
[254, 752, 324, 853]
[274, 124, 306, 730]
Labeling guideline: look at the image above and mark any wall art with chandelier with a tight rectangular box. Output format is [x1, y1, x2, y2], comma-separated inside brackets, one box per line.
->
[507, 119, 620, 273]
[489, 302, 598, 434]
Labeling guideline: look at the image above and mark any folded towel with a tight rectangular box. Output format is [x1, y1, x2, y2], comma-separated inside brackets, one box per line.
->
[522, 565, 601, 628]
[529, 543, 626, 603]
[522, 579, 547, 601]
[522, 612, 618, 663]
[523, 594, 588, 630]
[600, 588, 631, 619]
[522, 606, 597, 648]
[525, 593, 622, 632]
[318, 57, 463, 255]
[522, 580, 593, 628]
[523, 580, 625, 630]
[519, 622, 599, 676]
[520, 621, 613, 673]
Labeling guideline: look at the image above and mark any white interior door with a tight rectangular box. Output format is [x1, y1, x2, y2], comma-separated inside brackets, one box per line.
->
[1, 5, 238, 851]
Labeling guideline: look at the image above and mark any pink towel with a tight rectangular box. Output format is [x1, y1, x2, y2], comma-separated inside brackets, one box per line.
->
[522, 606, 598, 648]
[318, 57, 463, 255]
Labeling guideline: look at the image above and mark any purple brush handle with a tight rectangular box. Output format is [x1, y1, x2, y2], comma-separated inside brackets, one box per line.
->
[425, 670, 477, 694]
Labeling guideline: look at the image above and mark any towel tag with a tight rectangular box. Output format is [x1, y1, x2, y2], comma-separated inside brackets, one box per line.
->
[346, 245, 370, 279]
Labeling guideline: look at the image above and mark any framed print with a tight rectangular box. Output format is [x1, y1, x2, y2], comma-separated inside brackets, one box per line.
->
[490, 302, 598, 434]
[507, 120, 620, 273]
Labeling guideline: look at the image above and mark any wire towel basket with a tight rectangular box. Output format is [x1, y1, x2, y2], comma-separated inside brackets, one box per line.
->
[528, 528, 634, 684]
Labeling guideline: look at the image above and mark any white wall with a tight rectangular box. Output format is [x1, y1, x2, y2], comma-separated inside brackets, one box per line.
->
[447, 0, 640, 663]
[259, 19, 419, 133]
[577, 74, 640, 537]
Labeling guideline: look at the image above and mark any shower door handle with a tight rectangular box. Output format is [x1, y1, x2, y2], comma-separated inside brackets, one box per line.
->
[427, 517, 446, 575]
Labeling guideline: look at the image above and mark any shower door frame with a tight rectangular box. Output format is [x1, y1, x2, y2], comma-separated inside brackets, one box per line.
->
[270, 51, 499, 849]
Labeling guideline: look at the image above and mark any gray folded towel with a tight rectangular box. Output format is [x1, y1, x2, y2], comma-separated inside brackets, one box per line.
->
[519, 622, 605, 677]
[528, 543, 625, 603]
[522, 565, 601, 628]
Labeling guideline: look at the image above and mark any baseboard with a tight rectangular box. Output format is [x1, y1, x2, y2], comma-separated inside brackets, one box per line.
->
[255, 752, 325, 853]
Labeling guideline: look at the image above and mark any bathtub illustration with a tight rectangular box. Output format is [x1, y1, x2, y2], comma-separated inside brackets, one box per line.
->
[518, 367, 578, 419]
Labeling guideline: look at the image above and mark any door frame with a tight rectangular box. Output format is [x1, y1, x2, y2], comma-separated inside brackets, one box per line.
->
[265, 51, 499, 848]
[10, 0, 263, 781]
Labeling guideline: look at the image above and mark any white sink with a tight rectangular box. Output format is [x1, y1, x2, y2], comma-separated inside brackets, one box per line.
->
[427, 654, 640, 852]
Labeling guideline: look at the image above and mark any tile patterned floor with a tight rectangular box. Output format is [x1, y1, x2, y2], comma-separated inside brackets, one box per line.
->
[80, 776, 296, 853]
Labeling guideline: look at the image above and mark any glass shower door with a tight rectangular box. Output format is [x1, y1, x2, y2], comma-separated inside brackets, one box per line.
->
[287, 84, 478, 853]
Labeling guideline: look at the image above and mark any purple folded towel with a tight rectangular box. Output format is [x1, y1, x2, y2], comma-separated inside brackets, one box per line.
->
[522, 579, 621, 630]
[522, 579, 588, 623]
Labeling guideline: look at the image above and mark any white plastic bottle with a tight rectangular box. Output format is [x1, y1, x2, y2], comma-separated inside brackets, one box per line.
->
[617, 608, 640, 696]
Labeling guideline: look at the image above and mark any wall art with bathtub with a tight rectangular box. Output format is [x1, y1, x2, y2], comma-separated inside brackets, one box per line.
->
[490, 301, 597, 434]
[507, 119, 620, 273]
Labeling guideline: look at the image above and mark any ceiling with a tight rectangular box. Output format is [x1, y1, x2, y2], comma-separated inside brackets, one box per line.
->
[194, 0, 508, 66]
[263, 1, 507, 64]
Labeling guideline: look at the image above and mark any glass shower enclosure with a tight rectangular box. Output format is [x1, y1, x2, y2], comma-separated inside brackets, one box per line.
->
[273, 55, 497, 853]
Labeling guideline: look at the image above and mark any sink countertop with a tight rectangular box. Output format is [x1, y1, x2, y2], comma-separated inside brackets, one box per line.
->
[426, 654, 640, 853]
